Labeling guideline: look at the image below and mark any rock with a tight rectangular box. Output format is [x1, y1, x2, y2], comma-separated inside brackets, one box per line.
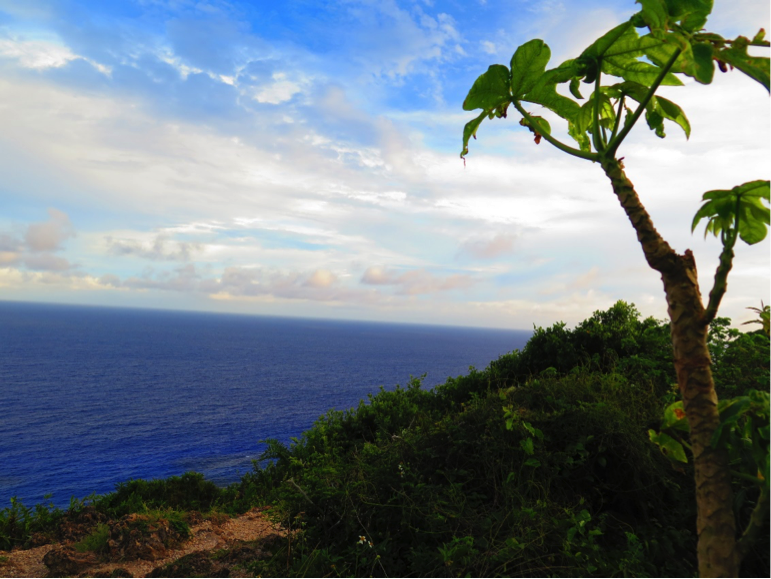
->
[106, 514, 187, 562]
[56, 506, 109, 543]
[184, 511, 204, 526]
[91, 567, 134, 579]
[146, 551, 229, 578]
[27, 532, 53, 547]
[43, 546, 98, 577]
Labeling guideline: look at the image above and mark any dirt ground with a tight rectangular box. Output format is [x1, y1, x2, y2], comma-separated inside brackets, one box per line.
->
[0, 507, 285, 578]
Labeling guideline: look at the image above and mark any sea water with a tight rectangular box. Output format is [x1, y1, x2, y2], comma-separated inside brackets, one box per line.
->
[0, 301, 530, 507]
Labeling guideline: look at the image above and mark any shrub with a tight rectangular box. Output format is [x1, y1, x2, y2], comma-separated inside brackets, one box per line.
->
[93, 472, 223, 517]
[74, 523, 110, 554]
[0, 496, 63, 551]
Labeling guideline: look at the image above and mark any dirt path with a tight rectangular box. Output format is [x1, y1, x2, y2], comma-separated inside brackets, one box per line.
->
[0, 508, 284, 578]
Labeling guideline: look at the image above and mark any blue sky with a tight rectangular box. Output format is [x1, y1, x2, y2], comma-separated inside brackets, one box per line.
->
[0, 0, 768, 328]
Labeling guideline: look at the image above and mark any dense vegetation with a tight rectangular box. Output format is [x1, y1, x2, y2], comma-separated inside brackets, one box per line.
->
[2, 301, 768, 577]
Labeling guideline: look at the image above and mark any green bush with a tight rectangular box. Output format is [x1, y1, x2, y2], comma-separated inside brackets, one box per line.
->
[0, 496, 63, 551]
[74, 523, 110, 554]
[92, 472, 223, 517]
[235, 301, 769, 577]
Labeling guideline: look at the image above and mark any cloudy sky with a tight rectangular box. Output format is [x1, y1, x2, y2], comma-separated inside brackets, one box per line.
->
[0, 0, 768, 329]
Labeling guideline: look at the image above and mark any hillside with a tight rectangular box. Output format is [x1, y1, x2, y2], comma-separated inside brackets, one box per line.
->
[2, 301, 768, 577]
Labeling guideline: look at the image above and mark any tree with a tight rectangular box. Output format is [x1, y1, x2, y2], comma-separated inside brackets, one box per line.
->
[459, 1, 769, 576]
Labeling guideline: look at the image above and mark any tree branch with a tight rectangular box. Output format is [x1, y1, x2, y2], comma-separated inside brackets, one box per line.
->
[736, 484, 770, 563]
[606, 48, 682, 155]
[512, 100, 599, 162]
[609, 96, 625, 143]
[287, 478, 315, 505]
[703, 198, 741, 324]
[592, 70, 605, 153]
[600, 156, 678, 275]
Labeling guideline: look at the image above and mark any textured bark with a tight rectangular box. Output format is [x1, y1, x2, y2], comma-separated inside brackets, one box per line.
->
[601, 157, 738, 577]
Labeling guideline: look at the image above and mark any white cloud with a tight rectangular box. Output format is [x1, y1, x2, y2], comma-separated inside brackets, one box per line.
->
[361, 267, 473, 295]
[107, 234, 203, 261]
[254, 73, 305, 104]
[458, 234, 516, 260]
[0, 1, 767, 329]
[480, 40, 497, 54]
[0, 37, 76, 69]
[25, 208, 75, 252]
[304, 269, 337, 288]
[0, 209, 78, 272]
[23, 253, 73, 272]
[0, 36, 111, 74]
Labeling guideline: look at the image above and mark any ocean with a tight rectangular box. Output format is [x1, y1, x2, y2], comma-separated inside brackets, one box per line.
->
[0, 301, 531, 508]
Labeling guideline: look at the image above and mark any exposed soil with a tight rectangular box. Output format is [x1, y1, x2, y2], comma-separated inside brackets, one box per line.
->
[0, 508, 285, 578]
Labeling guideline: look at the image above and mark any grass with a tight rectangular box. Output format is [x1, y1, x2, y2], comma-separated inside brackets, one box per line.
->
[74, 523, 110, 554]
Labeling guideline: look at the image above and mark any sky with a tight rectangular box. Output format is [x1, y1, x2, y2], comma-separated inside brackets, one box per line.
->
[0, 0, 768, 330]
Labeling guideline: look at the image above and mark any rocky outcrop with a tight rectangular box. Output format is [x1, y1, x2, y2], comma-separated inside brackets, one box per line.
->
[42, 546, 98, 577]
[105, 514, 188, 562]
[90, 567, 134, 579]
[146, 551, 229, 577]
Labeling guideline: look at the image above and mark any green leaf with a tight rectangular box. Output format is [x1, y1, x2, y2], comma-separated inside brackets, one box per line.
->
[611, 80, 650, 101]
[510, 40, 552, 98]
[718, 396, 751, 424]
[663, 401, 690, 431]
[645, 103, 666, 138]
[635, 0, 669, 33]
[665, 0, 713, 32]
[577, 100, 594, 134]
[718, 37, 770, 92]
[692, 180, 770, 245]
[711, 397, 751, 449]
[463, 64, 511, 111]
[603, 58, 683, 85]
[461, 111, 486, 158]
[577, 93, 615, 134]
[655, 96, 691, 138]
[543, 59, 582, 84]
[581, 21, 635, 60]
[641, 32, 710, 84]
[569, 77, 584, 99]
[649, 430, 689, 463]
[520, 437, 535, 455]
[526, 115, 551, 135]
[691, 41, 715, 84]
[735, 180, 771, 200]
[522, 64, 582, 123]
[568, 120, 592, 151]
[524, 458, 541, 468]
[738, 211, 769, 245]
[611, 82, 689, 138]
[592, 25, 682, 85]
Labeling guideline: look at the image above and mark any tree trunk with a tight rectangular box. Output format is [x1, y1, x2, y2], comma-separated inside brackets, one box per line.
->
[600, 157, 738, 577]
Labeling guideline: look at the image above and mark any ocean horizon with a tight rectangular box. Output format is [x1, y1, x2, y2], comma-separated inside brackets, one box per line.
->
[0, 301, 531, 508]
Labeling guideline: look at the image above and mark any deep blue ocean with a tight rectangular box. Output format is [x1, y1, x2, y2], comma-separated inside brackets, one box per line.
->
[0, 301, 531, 508]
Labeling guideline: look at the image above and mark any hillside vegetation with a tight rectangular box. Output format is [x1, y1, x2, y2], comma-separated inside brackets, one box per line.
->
[2, 301, 768, 577]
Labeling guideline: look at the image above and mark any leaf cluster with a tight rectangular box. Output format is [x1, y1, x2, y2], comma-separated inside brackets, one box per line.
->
[461, 0, 769, 160]
[743, 302, 771, 336]
[692, 180, 771, 245]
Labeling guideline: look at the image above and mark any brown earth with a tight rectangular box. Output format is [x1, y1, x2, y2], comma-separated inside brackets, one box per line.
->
[0, 508, 285, 578]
